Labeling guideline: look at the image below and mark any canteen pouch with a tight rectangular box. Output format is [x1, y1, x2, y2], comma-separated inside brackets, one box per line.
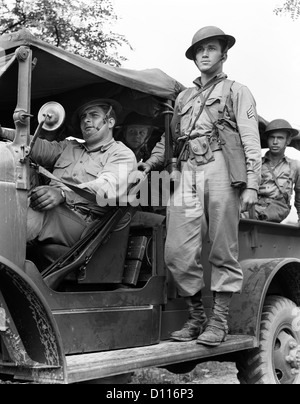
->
[189, 137, 215, 166]
[213, 118, 247, 188]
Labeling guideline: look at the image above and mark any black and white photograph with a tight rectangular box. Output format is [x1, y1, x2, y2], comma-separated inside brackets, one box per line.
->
[0, 0, 300, 387]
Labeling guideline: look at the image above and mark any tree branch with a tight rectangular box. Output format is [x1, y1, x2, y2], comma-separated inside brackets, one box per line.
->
[54, 25, 61, 47]
[0, 18, 26, 35]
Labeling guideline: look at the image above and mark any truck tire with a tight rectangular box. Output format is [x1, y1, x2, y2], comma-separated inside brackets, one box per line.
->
[236, 296, 300, 384]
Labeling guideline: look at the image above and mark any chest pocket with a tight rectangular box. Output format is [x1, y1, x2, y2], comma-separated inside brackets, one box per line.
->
[205, 96, 221, 120]
[53, 157, 102, 184]
[178, 100, 195, 136]
[53, 158, 73, 179]
[180, 99, 195, 115]
[81, 154, 105, 183]
[84, 163, 101, 180]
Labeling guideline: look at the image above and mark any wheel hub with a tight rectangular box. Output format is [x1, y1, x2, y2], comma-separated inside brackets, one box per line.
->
[274, 329, 300, 383]
[286, 341, 300, 374]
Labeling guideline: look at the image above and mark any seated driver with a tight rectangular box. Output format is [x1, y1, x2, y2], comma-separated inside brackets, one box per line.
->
[0, 98, 137, 247]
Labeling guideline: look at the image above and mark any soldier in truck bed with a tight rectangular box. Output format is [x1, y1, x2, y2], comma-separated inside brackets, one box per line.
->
[242, 119, 300, 225]
[139, 26, 262, 347]
[119, 112, 154, 163]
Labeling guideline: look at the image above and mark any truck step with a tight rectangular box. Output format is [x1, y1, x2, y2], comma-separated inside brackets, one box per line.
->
[66, 335, 256, 384]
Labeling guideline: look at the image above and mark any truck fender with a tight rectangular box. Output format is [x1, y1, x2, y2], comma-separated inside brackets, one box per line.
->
[0, 256, 66, 383]
[229, 258, 300, 341]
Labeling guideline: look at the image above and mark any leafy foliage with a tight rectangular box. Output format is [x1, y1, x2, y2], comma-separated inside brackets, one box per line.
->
[0, 0, 131, 66]
[274, 0, 300, 20]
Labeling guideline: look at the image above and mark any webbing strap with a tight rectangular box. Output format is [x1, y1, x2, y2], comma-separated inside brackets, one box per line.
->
[177, 84, 217, 163]
[265, 162, 290, 200]
[200, 79, 237, 130]
[180, 75, 227, 107]
[37, 165, 97, 203]
[218, 79, 235, 121]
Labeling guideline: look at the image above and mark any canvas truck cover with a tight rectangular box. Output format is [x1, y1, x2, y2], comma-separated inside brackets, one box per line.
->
[0, 29, 185, 133]
[1, 29, 299, 149]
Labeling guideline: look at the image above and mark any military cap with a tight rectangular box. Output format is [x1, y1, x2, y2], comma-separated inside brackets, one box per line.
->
[73, 98, 122, 129]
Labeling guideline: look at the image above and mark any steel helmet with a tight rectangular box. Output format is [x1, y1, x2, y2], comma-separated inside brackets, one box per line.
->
[185, 26, 236, 60]
[264, 119, 299, 138]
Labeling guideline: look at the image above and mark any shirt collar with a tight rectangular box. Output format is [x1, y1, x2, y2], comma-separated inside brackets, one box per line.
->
[193, 72, 227, 91]
[263, 151, 289, 164]
[83, 138, 115, 153]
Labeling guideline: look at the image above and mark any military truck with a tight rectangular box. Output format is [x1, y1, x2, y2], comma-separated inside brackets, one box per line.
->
[0, 29, 300, 385]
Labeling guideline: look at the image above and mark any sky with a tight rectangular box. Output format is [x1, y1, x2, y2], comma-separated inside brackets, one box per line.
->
[113, 0, 300, 128]
[113, 0, 300, 224]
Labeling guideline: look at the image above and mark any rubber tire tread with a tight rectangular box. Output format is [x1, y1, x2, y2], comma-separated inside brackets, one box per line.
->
[236, 295, 300, 385]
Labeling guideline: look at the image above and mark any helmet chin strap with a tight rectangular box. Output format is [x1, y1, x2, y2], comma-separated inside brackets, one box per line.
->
[95, 123, 111, 139]
[94, 106, 113, 131]
[87, 122, 114, 152]
[84, 106, 114, 150]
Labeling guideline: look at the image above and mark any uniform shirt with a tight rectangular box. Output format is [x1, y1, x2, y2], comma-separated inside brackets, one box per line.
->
[1, 128, 137, 211]
[259, 151, 300, 218]
[147, 73, 262, 190]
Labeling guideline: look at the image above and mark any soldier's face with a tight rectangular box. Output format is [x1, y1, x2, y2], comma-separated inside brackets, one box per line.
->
[125, 125, 149, 150]
[267, 131, 291, 156]
[80, 106, 106, 138]
[195, 39, 225, 74]
[80, 106, 115, 149]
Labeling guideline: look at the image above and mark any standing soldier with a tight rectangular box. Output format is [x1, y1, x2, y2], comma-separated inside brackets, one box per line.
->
[140, 26, 262, 346]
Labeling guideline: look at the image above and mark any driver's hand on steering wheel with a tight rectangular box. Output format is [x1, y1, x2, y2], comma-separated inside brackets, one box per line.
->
[30, 186, 65, 211]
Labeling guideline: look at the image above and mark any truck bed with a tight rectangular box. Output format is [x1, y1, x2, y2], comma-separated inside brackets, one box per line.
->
[66, 335, 257, 384]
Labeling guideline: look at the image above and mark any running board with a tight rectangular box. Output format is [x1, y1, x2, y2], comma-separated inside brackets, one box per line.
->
[66, 335, 257, 384]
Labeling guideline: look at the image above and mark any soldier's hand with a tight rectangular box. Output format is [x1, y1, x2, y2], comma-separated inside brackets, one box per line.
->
[30, 186, 64, 211]
[138, 161, 152, 174]
[240, 189, 258, 213]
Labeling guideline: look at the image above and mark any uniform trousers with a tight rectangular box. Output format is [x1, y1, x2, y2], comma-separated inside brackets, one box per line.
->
[165, 151, 244, 297]
[27, 204, 131, 247]
[27, 204, 93, 247]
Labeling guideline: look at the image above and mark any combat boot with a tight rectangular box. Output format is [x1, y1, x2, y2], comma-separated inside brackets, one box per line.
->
[197, 292, 232, 347]
[170, 291, 208, 342]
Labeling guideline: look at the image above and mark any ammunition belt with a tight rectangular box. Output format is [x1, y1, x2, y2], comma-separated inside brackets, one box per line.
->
[178, 135, 222, 162]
